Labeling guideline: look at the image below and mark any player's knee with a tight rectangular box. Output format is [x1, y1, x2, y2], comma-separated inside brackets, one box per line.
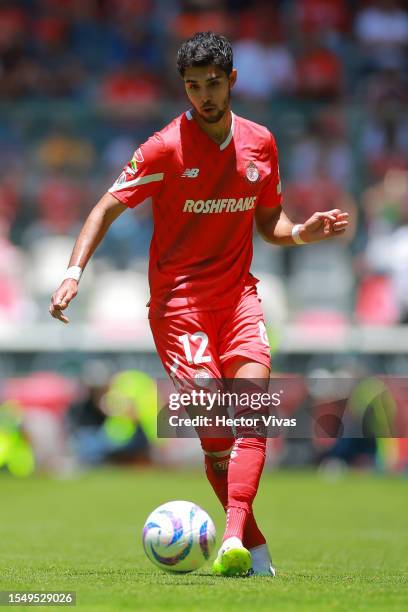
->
[235, 416, 269, 440]
[200, 437, 233, 457]
[234, 436, 267, 452]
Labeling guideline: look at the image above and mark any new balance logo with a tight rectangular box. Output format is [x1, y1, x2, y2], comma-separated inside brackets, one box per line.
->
[181, 168, 200, 178]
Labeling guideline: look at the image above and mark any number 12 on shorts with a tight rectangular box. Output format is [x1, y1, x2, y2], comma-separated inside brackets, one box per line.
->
[178, 332, 212, 364]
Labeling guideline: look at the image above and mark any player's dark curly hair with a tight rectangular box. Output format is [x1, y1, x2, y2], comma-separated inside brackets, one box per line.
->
[177, 32, 233, 77]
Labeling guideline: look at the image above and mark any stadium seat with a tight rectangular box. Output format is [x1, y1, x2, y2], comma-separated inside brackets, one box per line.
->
[355, 275, 398, 325]
[86, 269, 150, 340]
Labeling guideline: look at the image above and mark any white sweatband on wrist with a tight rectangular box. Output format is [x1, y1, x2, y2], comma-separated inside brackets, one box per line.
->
[292, 224, 306, 245]
[63, 266, 82, 283]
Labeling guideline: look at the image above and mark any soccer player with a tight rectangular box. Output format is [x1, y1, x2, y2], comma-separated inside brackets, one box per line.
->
[49, 32, 349, 577]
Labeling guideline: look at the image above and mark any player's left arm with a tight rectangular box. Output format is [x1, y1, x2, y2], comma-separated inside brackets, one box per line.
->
[256, 131, 349, 245]
[255, 205, 349, 246]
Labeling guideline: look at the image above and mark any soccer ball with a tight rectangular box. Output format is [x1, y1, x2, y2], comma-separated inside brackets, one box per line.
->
[142, 500, 216, 573]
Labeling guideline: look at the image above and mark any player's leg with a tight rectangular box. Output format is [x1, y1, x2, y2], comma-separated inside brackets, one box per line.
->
[213, 285, 275, 576]
[212, 358, 271, 576]
[227, 358, 275, 576]
[201, 438, 231, 508]
[149, 313, 233, 523]
[202, 434, 270, 575]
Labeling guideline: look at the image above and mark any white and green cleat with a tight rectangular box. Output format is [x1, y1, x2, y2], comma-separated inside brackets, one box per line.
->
[248, 543, 276, 577]
[212, 537, 252, 577]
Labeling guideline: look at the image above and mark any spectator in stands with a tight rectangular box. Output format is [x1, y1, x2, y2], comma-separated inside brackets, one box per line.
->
[35, 127, 95, 172]
[359, 68, 408, 180]
[295, 0, 350, 38]
[296, 33, 343, 99]
[99, 61, 161, 118]
[0, 176, 20, 229]
[171, 0, 230, 41]
[284, 163, 356, 240]
[289, 108, 353, 188]
[22, 173, 86, 248]
[0, 219, 28, 324]
[104, 0, 154, 21]
[32, 11, 86, 98]
[3, 371, 79, 475]
[0, 2, 28, 97]
[389, 207, 408, 323]
[233, 28, 296, 101]
[355, 0, 408, 73]
[0, 2, 39, 99]
[361, 168, 408, 272]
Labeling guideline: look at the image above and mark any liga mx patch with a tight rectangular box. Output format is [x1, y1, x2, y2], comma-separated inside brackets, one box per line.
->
[133, 147, 144, 163]
[127, 147, 144, 175]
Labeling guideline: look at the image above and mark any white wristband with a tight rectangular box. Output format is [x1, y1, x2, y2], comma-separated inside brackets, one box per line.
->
[291, 224, 306, 245]
[63, 266, 82, 283]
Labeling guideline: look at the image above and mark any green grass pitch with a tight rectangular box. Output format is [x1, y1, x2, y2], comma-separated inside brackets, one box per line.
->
[0, 468, 407, 611]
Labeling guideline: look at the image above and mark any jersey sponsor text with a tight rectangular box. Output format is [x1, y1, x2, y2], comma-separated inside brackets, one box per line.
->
[183, 196, 257, 214]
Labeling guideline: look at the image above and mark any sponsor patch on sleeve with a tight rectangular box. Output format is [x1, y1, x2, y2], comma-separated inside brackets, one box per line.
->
[109, 146, 148, 191]
[125, 147, 144, 176]
[133, 147, 144, 163]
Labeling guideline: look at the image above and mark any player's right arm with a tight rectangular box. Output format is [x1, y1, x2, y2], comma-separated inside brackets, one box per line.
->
[50, 132, 167, 324]
[49, 193, 127, 324]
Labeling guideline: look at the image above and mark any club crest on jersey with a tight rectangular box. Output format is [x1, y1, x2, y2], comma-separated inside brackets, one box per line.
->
[246, 161, 260, 183]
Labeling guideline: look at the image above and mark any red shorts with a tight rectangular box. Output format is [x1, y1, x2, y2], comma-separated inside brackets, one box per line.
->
[150, 284, 271, 380]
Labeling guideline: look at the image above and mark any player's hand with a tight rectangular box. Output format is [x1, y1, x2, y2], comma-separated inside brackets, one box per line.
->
[49, 279, 78, 324]
[299, 209, 349, 243]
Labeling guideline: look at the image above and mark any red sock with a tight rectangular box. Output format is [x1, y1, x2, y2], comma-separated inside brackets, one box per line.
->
[223, 507, 247, 541]
[243, 513, 266, 548]
[204, 452, 229, 506]
[202, 438, 267, 547]
[224, 437, 266, 542]
[201, 437, 232, 508]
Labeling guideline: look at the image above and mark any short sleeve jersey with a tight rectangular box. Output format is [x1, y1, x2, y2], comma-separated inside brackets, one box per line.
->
[109, 111, 282, 318]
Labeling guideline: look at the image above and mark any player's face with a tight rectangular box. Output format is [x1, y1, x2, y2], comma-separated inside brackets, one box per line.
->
[183, 65, 237, 124]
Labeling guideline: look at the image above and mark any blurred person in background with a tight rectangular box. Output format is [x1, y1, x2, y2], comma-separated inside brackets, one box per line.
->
[35, 126, 95, 172]
[232, 8, 296, 101]
[389, 213, 408, 323]
[67, 360, 151, 466]
[357, 168, 408, 324]
[288, 108, 353, 188]
[355, 0, 408, 74]
[296, 32, 343, 100]
[0, 219, 28, 325]
[99, 61, 161, 119]
[171, 0, 230, 41]
[295, 0, 350, 40]
[3, 371, 79, 475]
[0, 1, 29, 98]
[22, 173, 86, 247]
[49, 32, 349, 578]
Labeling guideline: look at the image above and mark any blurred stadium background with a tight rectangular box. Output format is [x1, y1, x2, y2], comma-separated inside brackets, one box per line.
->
[0, 0, 408, 477]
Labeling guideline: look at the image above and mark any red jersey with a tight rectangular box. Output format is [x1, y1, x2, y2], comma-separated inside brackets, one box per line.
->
[109, 110, 282, 318]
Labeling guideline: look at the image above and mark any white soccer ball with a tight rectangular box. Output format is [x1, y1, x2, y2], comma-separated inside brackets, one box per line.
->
[142, 500, 216, 573]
